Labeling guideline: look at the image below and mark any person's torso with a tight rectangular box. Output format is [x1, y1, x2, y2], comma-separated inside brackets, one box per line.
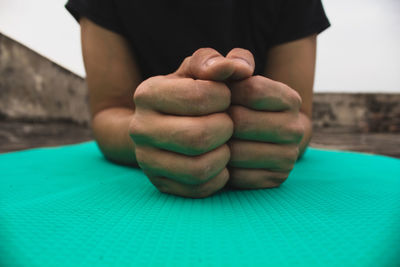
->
[114, 0, 279, 79]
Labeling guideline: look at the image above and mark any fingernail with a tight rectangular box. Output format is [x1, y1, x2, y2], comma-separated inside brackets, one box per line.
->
[205, 56, 221, 67]
[232, 57, 251, 67]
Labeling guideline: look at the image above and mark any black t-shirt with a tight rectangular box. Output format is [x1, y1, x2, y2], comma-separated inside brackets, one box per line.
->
[66, 0, 330, 79]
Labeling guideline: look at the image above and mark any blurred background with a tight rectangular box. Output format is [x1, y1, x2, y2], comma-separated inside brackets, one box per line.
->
[0, 0, 399, 156]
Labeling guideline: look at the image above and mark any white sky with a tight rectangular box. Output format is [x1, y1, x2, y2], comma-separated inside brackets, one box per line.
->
[0, 0, 399, 93]
[316, 0, 400, 93]
[0, 0, 84, 75]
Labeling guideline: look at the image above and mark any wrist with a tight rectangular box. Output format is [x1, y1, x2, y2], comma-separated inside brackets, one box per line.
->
[92, 107, 138, 166]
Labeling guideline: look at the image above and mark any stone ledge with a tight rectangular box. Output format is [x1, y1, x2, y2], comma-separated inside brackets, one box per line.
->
[310, 127, 400, 158]
[0, 120, 93, 153]
[313, 93, 400, 133]
[1, 33, 399, 133]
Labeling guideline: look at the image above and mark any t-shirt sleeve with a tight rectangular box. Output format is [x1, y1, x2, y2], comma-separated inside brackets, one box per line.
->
[270, 0, 330, 46]
[65, 0, 124, 35]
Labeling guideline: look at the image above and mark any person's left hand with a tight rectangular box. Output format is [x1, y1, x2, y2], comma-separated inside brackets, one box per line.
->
[227, 73, 305, 189]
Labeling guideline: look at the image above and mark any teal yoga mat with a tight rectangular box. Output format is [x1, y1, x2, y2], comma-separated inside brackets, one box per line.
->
[1, 142, 399, 266]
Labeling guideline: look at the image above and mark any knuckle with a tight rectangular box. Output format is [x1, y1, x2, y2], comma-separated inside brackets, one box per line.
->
[182, 80, 230, 114]
[243, 75, 270, 109]
[133, 85, 146, 104]
[184, 124, 213, 154]
[204, 80, 231, 103]
[285, 145, 299, 161]
[279, 162, 295, 173]
[248, 75, 266, 98]
[134, 146, 147, 166]
[133, 81, 148, 104]
[133, 76, 162, 104]
[190, 160, 213, 184]
[128, 115, 147, 142]
[273, 82, 302, 110]
[186, 80, 210, 111]
[189, 147, 227, 184]
[287, 120, 305, 143]
[290, 146, 300, 160]
[287, 88, 302, 110]
[180, 56, 191, 68]
[190, 168, 228, 198]
[190, 147, 229, 185]
[279, 146, 299, 171]
[128, 116, 140, 135]
[191, 166, 209, 185]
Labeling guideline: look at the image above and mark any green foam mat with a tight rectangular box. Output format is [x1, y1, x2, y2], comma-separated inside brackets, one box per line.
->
[1, 142, 399, 266]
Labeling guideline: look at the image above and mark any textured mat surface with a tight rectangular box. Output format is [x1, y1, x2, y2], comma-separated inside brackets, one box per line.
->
[1, 142, 399, 266]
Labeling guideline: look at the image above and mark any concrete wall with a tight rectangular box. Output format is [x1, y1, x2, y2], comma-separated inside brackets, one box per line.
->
[0, 0, 84, 77]
[312, 94, 400, 132]
[0, 34, 89, 124]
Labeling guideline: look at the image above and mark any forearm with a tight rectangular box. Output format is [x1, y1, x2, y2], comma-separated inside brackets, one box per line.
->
[298, 112, 312, 158]
[92, 107, 138, 166]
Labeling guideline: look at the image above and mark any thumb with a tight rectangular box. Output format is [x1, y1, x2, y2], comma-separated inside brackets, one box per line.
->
[226, 48, 255, 80]
[174, 48, 236, 81]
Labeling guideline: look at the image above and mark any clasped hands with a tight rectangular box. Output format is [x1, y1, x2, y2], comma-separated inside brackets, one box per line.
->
[129, 48, 304, 198]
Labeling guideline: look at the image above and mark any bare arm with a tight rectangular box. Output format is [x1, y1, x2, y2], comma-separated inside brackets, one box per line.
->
[264, 34, 317, 156]
[80, 16, 317, 194]
[80, 18, 142, 165]
[80, 18, 255, 197]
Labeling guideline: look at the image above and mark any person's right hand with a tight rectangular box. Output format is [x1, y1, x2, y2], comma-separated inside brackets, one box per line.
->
[129, 48, 254, 198]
